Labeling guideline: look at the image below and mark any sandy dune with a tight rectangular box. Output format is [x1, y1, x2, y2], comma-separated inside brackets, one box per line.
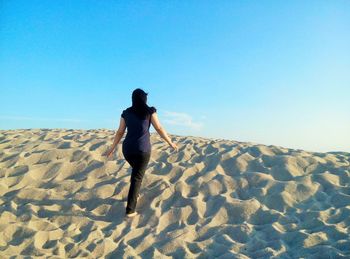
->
[0, 129, 349, 258]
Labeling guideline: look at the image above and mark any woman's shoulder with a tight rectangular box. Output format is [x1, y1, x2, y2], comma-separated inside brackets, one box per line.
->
[125, 107, 133, 112]
[149, 106, 157, 114]
[121, 107, 132, 117]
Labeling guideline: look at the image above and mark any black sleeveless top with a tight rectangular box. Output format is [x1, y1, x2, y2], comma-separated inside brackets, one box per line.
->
[121, 106, 156, 154]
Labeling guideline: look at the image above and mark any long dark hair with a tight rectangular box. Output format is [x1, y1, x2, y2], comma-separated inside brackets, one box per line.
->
[130, 88, 153, 119]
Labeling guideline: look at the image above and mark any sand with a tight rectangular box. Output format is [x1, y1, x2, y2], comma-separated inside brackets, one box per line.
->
[0, 129, 349, 258]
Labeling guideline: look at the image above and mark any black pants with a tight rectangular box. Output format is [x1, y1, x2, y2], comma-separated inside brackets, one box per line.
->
[123, 151, 151, 214]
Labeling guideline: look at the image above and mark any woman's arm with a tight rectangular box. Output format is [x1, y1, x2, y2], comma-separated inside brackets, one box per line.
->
[151, 112, 178, 151]
[106, 117, 126, 157]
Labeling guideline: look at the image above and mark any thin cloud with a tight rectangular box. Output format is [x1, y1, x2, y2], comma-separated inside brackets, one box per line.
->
[162, 111, 203, 130]
[0, 115, 87, 123]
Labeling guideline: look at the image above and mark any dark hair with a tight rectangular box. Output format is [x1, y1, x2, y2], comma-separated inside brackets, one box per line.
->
[130, 88, 155, 119]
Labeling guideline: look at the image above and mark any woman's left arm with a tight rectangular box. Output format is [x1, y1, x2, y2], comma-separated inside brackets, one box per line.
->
[106, 117, 126, 157]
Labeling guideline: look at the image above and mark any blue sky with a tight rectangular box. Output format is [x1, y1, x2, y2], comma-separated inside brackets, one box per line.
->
[1, 1, 349, 152]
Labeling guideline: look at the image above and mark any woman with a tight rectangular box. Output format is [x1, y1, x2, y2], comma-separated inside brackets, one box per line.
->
[105, 88, 178, 218]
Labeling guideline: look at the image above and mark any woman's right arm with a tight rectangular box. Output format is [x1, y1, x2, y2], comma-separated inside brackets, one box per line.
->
[151, 112, 178, 151]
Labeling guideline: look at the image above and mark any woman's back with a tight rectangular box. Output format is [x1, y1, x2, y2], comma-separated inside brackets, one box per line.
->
[121, 106, 156, 154]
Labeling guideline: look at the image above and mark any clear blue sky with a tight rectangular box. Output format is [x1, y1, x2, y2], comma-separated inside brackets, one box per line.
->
[1, 1, 349, 152]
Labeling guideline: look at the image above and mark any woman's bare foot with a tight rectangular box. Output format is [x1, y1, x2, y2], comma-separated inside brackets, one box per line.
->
[125, 211, 137, 218]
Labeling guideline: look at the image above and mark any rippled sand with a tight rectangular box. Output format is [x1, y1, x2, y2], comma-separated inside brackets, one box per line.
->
[0, 129, 349, 258]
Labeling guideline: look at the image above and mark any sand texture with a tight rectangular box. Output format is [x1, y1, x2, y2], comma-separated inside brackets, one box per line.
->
[0, 129, 349, 258]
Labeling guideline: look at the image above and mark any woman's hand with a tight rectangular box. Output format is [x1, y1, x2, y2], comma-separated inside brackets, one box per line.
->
[170, 142, 178, 152]
[104, 148, 115, 159]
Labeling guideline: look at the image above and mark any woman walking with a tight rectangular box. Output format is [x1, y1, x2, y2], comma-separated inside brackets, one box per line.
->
[105, 88, 178, 218]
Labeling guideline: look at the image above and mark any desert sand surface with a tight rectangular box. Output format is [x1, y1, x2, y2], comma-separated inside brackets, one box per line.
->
[0, 129, 349, 258]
